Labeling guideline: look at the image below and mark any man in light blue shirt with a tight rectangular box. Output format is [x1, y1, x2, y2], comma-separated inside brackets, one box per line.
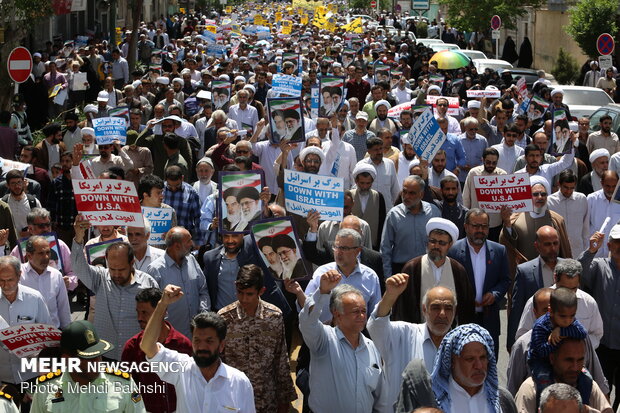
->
[110, 49, 129, 89]
[458, 117, 489, 182]
[380, 175, 441, 277]
[299, 270, 386, 413]
[146, 227, 210, 338]
[368, 277, 457, 410]
[304, 229, 381, 323]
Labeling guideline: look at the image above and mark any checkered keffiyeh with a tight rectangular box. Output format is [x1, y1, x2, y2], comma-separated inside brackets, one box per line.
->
[431, 323, 500, 413]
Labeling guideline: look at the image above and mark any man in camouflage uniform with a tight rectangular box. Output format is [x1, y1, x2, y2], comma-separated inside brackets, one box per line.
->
[30, 320, 146, 413]
[218, 264, 296, 413]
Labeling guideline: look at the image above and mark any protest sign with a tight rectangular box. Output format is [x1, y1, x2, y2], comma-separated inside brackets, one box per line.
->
[284, 170, 344, 220]
[71, 72, 88, 91]
[0, 157, 31, 177]
[551, 109, 571, 155]
[267, 98, 306, 143]
[387, 102, 430, 119]
[92, 117, 126, 145]
[409, 107, 447, 161]
[73, 179, 143, 227]
[527, 95, 549, 120]
[516, 77, 528, 99]
[311, 87, 319, 119]
[341, 48, 356, 68]
[142, 207, 173, 244]
[318, 76, 345, 118]
[374, 63, 391, 84]
[0, 324, 61, 358]
[251, 217, 310, 280]
[271, 74, 303, 97]
[85, 238, 123, 264]
[426, 95, 460, 116]
[211, 80, 232, 112]
[429, 74, 445, 87]
[17, 232, 64, 272]
[466, 89, 502, 98]
[474, 173, 533, 213]
[78, 153, 98, 179]
[219, 171, 265, 233]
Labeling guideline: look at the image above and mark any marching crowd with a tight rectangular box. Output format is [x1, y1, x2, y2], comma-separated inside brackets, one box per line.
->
[1, 2, 620, 413]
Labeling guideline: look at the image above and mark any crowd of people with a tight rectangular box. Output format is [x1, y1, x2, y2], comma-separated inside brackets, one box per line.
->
[0, 2, 620, 413]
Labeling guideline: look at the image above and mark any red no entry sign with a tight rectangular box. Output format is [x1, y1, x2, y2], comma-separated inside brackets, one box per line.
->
[597, 33, 615, 56]
[7, 47, 32, 84]
[491, 15, 501, 31]
[370, 0, 376, 8]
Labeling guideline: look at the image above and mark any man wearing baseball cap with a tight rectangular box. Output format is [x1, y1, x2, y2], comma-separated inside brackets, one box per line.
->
[30, 320, 146, 412]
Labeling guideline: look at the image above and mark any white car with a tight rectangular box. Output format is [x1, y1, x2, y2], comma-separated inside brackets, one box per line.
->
[429, 43, 461, 52]
[472, 58, 513, 73]
[556, 85, 614, 120]
[459, 50, 488, 60]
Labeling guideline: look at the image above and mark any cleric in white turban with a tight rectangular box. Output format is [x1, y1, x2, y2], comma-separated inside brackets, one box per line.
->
[352, 163, 376, 181]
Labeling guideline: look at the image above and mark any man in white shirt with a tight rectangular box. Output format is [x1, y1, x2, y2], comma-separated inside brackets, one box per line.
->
[514, 133, 575, 185]
[356, 137, 400, 211]
[514, 258, 604, 348]
[3, 169, 41, 237]
[141, 285, 256, 413]
[587, 170, 620, 257]
[74, 140, 134, 178]
[547, 170, 590, 257]
[321, 118, 357, 189]
[128, 221, 164, 273]
[228, 89, 258, 133]
[392, 76, 413, 104]
[491, 124, 524, 173]
[368, 279, 456, 409]
[20, 235, 71, 329]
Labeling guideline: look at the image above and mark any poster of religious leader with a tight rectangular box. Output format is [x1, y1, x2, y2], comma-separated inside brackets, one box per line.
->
[218, 170, 266, 233]
[267, 97, 306, 144]
[211, 79, 232, 113]
[250, 217, 310, 280]
[318, 76, 345, 118]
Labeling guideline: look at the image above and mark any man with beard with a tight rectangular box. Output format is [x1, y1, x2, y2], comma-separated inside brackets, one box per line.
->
[75, 139, 134, 178]
[390, 217, 475, 324]
[62, 112, 81, 151]
[433, 175, 467, 238]
[72, 214, 159, 360]
[586, 170, 620, 258]
[237, 186, 262, 224]
[515, 140, 575, 186]
[368, 100, 398, 136]
[357, 136, 400, 211]
[192, 157, 217, 205]
[272, 234, 305, 280]
[2, 169, 41, 237]
[458, 117, 489, 183]
[128, 221, 164, 272]
[33, 123, 66, 173]
[122, 288, 192, 413]
[500, 176, 572, 277]
[141, 285, 255, 413]
[491, 124, 524, 173]
[368, 282, 457, 408]
[222, 187, 244, 231]
[350, 164, 386, 250]
[257, 237, 283, 280]
[397, 133, 418, 186]
[343, 111, 376, 162]
[448, 208, 510, 355]
[270, 111, 288, 143]
[429, 150, 463, 203]
[283, 109, 303, 142]
[146, 227, 210, 338]
[463, 147, 508, 242]
[577, 148, 609, 196]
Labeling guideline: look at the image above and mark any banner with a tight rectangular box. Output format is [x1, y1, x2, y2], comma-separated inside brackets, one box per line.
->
[211, 80, 232, 112]
[73, 179, 143, 226]
[219, 171, 265, 233]
[92, 117, 126, 145]
[284, 170, 344, 220]
[0, 324, 61, 358]
[516, 77, 528, 99]
[527, 95, 549, 120]
[319, 76, 345, 118]
[374, 64, 391, 84]
[551, 109, 571, 155]
[426, 95, 460, 116]
[85, 238, 123, 264]
[17, 232, 64, 272]
[271, 74, 303, 97]
[466, 89, 501, 98]
[142, 207, 173, 245]
[250, 217, 310, 280]
[410, 107, 446, 161]
[268, 98, 306, 143]
[311, 86, 319, 119]
[474, 173, 533, 213]
[0, 157, 31, 177]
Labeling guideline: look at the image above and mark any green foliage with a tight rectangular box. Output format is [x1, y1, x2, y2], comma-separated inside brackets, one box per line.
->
[417, 21, 428, 38]
[551, 48, 580, 85]
[437, 0, 545, 32]
[566, 0, 619, 58]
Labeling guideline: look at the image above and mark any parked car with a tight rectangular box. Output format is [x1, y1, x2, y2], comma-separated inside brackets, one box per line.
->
[499, 68, 557, 89]
[556, 85, 614, 120]
[429, 43, 460, 52]
[472, 59, 513, 73]
[588, 104, 620, 134]
[387, 28, 416, 42]
[416, 38, 445, 47]
[459, 50, 488, 60]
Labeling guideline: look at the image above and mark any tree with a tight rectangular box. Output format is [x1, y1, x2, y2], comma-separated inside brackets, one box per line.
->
[552, 48, 579, 85]
[0, 0, 53, 110]
[438, 0, 545, 32]
[566, 0, 618, 58]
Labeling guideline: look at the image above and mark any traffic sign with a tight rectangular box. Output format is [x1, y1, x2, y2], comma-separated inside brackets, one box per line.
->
[491, 30, 500, 40]
[412, 0, 430, 10]
[597, 33, 615, 56]
[370, 0, 376, 8]
[599, 55, 613, 70]
[490, 15, 501, 31]
[7, 47, 32, 84]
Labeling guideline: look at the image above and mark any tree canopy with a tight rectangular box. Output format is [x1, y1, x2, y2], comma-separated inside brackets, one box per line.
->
[438, 0, 545, 32]
[565, 0, 618, 58]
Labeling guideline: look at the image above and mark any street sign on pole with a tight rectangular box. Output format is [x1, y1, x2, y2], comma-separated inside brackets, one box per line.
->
[490, 15, 501, 30]
[7, 47, 32, 85]
[412, 0, 429, 10]
[599, 55, 613, 70]
[597, 33, 615, 56]
[370, 0, 376, 8]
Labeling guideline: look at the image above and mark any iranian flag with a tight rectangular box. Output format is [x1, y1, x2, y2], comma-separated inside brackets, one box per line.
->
[221, 173, 262, 189]
[269, 98, 301, 112]
[531, 95, 549, 109]
[252, 219, 295, 238]
[321, 77, 344, 88]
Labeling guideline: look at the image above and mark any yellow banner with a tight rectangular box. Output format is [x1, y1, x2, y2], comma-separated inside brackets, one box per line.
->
[179, 7, 185, 13]
[292, 0, 323, 10]
[282, 24, 292, 34]
[342, 17, 364, 33]
[300, 14, 308, 25]
[254, 15, 263, 25]
[275, 12, 282, 22]
[328, 4, 337, 13]
[225, 6, 232, 13]
[206, 25, 217, 33]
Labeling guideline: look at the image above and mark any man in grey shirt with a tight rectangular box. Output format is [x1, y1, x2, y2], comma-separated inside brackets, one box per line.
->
[72, 214, 159, 360]
[146, 227, 210, 338]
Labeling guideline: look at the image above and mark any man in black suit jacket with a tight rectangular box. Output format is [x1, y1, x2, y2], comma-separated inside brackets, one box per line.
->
[202, 233, 289, 316]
